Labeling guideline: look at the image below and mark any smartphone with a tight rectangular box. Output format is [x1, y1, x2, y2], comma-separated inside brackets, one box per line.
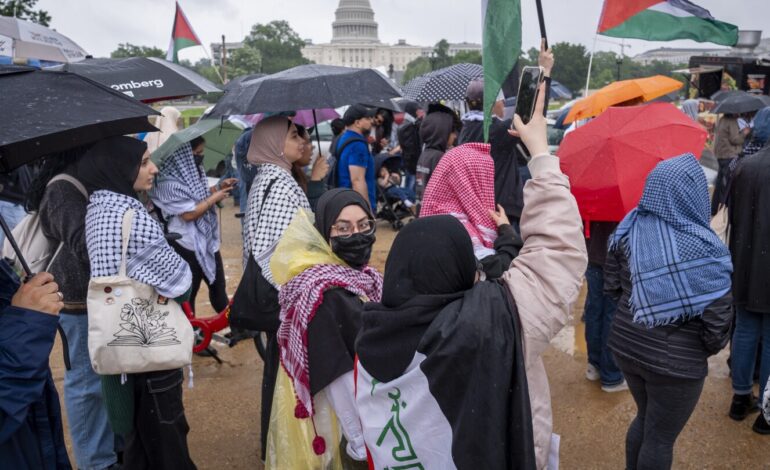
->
[514, 66, 545, 125]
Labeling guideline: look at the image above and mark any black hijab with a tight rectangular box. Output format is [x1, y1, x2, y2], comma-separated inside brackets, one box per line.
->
[382, 215, 476, 308]
[66, 136, 147, 198]
[489, 118, 525, 219]
[314, 188, 373, 241]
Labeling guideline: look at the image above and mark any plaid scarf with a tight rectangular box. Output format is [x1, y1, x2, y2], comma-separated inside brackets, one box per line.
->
[421, 143, 498, 257]
[610, 154, 732, 327]
[277, 263, 382, 417]
[150, 143, 219, 283]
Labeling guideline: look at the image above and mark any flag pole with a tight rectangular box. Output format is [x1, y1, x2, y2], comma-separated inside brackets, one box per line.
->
[584, 33, 598, 98]
[535, 0, 548, 49]
[202, 45, 225, 84]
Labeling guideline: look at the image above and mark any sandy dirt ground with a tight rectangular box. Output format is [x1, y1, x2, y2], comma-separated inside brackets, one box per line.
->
[49, 204, 768, 469]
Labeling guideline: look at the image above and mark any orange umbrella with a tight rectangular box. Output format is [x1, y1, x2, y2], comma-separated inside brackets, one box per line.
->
[564, 75, 683, 124]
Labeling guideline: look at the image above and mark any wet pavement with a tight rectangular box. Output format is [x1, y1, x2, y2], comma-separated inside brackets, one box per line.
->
[49, 205, 768, 468]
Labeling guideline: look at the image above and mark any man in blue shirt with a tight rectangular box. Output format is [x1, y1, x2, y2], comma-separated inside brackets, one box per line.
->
[336, 104, 377, 210]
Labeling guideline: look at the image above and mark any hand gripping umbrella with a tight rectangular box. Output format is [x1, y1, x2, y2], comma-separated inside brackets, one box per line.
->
[0, 65, 159, 277]
[209, 64, 402, 152]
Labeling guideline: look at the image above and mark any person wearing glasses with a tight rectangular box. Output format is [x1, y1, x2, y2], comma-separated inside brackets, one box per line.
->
[267, 188, 382, 465]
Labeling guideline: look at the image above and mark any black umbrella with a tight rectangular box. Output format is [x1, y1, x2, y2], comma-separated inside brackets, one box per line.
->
[712, 92, 768, 115]
[0, 66, 158, 172]
[53, 56, 221, 102]
[223, 73, 266, 92]
[402, 63, 484, 102]
[208, 64, 402, 117]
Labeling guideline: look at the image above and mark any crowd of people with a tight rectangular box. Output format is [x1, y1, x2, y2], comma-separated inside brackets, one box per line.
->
[1, 42, 770, 470]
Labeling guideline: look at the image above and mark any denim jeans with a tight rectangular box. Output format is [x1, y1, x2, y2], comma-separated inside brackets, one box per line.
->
[403, 171, 416, 193]
[584, 263, 623, 385]
[0, 200, 27, 247]
[59, 313, 117, 469]
[731, 306, 770, 397]
[385, 186, 416, 205]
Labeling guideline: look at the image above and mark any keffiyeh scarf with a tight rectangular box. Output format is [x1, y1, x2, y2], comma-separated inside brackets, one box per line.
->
[610, 154, 732, 327]
[277, 263, 383, 417]
[421, 142, 498, 259]
[86, 190, 192, 299]
[150, 143, 219, 283]
[245, 164, 311, 287]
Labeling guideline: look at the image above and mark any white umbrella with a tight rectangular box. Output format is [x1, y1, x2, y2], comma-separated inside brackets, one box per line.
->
[0, 15, 87, 63]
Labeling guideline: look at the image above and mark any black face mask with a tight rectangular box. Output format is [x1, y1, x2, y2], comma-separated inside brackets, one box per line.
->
[331, 232, 376, 269]
[194, 153, 204, 167]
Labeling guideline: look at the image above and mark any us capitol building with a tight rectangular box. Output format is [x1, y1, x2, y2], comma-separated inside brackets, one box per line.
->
[300, 0, 480, 78]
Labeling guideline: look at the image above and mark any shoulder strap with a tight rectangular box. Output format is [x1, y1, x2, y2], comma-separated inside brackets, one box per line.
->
[118, 209, 135, 277]
[332, 137, 368, 187]
[48, 174, 88, 199]
[259, 177, 279, 213]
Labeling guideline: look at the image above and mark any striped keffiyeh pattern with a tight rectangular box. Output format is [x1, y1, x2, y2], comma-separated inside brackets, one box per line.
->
[86, 190, 192, 299]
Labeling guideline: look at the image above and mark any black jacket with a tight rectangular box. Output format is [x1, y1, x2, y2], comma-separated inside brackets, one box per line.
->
[479, 224, 523, 279]
[605, 240, 733, 379]
[396, 118, 422, 174]
[728, 148, 770, 312]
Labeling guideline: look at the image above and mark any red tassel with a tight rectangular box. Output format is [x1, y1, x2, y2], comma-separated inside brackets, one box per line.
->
[312, 436, 326, 455]
[294, 402, 309, 419]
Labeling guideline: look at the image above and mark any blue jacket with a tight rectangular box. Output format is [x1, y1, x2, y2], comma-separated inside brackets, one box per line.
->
[0, 261, 71, 469]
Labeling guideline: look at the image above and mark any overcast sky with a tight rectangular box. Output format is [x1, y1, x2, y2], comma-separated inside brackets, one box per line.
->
[36, 0, 768, 61]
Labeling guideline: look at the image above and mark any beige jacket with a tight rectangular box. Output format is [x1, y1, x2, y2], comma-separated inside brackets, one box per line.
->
[501, 154, 587, 469]
[713, 116, 745, 160]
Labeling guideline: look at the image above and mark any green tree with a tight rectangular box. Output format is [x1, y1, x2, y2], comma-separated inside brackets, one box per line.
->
[243, 20, 309, 74]
[110, 43, 164, 59]
[431, 39, 452, 70]
[228, 46, 262, 78]
[452, 50, 482, 65]
[402, 56, 432, 84]
[550, 42, 589, 94]
[0, 0, 50, 25]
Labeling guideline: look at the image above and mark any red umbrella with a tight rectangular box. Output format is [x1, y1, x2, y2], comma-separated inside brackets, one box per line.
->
[558, 102, 707, 223]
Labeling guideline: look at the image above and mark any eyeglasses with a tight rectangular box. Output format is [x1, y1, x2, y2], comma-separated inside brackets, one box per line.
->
[331, 219, 376, 238]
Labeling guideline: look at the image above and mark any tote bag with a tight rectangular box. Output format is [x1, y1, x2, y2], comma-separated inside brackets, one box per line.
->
[87, 209, 193, 375]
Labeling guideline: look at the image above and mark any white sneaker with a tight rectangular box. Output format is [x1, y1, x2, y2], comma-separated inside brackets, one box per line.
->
[602, 380, 629, 393]
[586, 364, 600, 381]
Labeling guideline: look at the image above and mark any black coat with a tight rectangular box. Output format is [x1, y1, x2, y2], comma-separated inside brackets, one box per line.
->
[605, 241, 733, 379]
[728, 147, 770, 312]
[396, 118, 422, 174]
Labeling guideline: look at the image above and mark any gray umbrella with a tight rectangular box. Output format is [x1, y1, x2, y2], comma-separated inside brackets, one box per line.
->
[0, 15, 87, 63]
[712, 92, 768, 115]
[208, 64, 402, 117]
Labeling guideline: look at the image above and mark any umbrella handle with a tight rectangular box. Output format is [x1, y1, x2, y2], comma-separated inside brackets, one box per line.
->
[0, 213, 33, 280]
[312, 109, 322, 154]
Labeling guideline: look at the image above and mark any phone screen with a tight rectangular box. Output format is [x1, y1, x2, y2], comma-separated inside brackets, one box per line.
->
[514, 67, 543, 125]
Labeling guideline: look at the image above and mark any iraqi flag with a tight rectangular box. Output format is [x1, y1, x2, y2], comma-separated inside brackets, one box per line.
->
[165, 1, 202, 63]
[598, 0, 738, 46]
[355, 281, 536, 469]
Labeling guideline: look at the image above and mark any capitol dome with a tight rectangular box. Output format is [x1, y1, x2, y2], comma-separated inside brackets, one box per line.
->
[331, 0, 380, 44]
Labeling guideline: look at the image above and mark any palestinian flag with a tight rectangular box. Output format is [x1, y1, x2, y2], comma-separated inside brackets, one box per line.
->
[355, 281, 536, 469]
[481, 0, 521, 141]
[598, 0, 738, 46]
[165, 1, 202, 63]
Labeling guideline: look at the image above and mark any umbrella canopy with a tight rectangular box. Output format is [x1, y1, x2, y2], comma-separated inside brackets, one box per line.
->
[235, 108, 340, 128]
[0, 66, 158, 172]
[0, 15, 87, 63]
[151, 118, 247, 171]
[564, 75, 683, 124]
[401, 63, 483, 102]
[208, 64, 402, 117]
[549, 80, 573, 100]
[712, 91, 768, 115]
[53, 57, 221, 102]
[223, 73, 265, 92]
[710, 89, 743, 102]
[559, 102, 707, 222]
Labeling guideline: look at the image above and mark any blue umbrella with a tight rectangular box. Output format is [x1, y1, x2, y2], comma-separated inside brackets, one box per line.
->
[549, 80, 573, 100]
[553, 105, 572, 130]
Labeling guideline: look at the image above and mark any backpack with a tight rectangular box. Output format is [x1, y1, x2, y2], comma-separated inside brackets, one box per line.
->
[2, 174, 87, 275]
[330, 136, 368, 188]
